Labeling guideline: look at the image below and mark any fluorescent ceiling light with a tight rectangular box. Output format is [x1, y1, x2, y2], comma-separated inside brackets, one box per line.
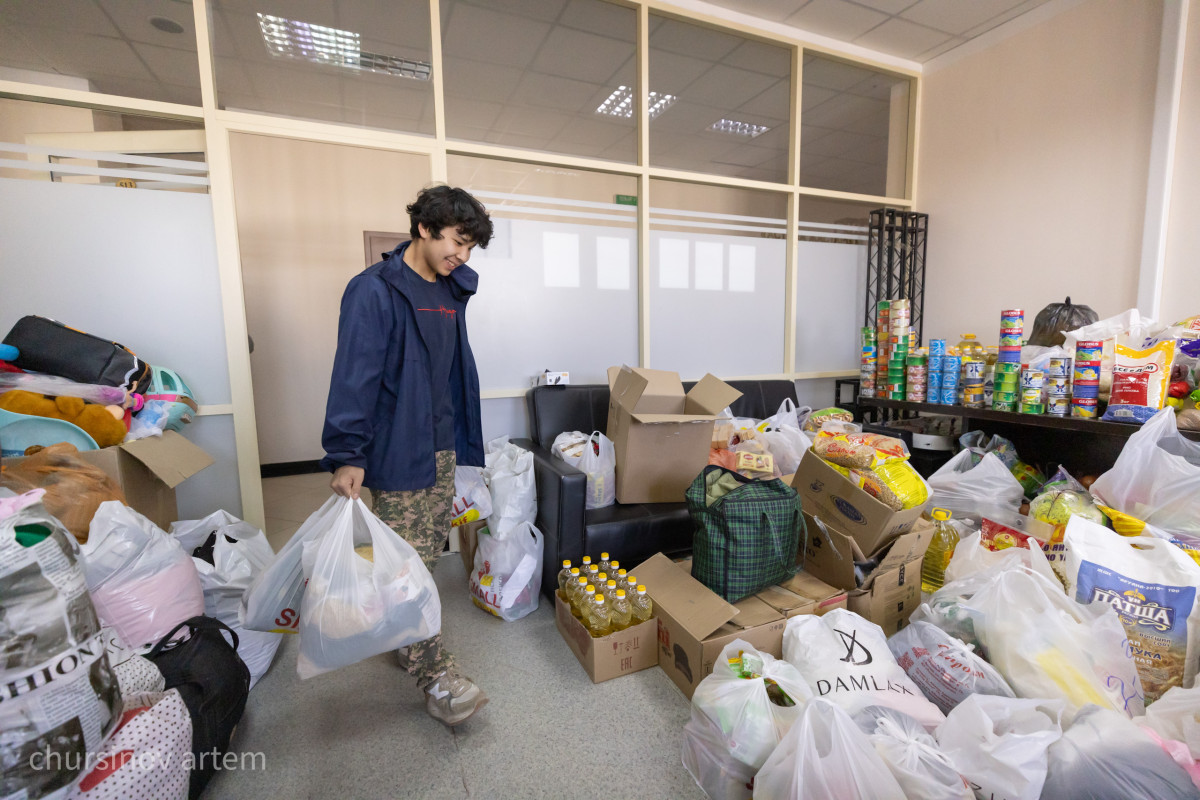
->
[257, 13, 431, 80]
[708, 118, 770, 138]
[596, 85, 676, 119]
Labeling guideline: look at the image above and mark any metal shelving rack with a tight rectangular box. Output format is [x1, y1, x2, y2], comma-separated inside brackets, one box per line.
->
[865, 208, 929, 342]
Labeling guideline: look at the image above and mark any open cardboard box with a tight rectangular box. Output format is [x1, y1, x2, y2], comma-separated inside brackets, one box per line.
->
[3, 430, 214, 530]
[791, 448, 928, 555]
[554, 592, 658, 683]
[801, 511, 932, 636]
[632, 553, 843, 698]
[605, 367, 741, 504]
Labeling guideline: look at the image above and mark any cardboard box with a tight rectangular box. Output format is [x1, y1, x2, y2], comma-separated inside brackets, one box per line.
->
[776, 570, 848, 616]
[3, 431, 213, 530]
[634, 553, 789, 698]
[554, 592, 658, 683]
[802, 512, 932, 636]
[791, 449, 927, 555]
[605, 367, 741, 504]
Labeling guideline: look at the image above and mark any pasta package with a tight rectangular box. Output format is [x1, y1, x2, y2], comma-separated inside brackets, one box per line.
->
[813, 431, 909, 469]
[1102, 340, 1176, 424]
[803, 407, 854, 433]
[1064, 516, 1200, 704]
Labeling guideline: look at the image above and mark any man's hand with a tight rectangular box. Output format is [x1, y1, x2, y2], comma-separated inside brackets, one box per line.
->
[330, 465, 365, 499]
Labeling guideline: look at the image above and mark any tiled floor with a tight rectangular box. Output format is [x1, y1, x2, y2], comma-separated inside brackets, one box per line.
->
[206, 472, 705, 800]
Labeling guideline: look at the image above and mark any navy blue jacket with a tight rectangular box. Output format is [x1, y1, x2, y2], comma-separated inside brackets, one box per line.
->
[320, 241, 484, 490]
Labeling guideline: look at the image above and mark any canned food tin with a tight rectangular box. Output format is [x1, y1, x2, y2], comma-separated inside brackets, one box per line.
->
[939, 386, 958, 405]
[1046, 376, 1071, 396]
[995, 362, 1021, 375]
[906, 391, 925, 402]
[942, 355, 962, 372]
[1047, 357, 1072, 378]
[1000, 309, 1025, 329]
[860, 387, 876, 398]
[1021, 369, 1045, 389]
[997, 347, 1022, 363]
[906, 354, 928, 366]
[1047, 396, 1070, 415]
[1021, 387, 1043, 403]
[1075, 341, 1103, 362]
[1072, 398, 1099, 418]
[992, 401, 1017, 413]
[1073, 364, 1101, 383]
[1071, 383, 1099, 399]
[890, 391, 906, 401]
[996, 375, 1021, 391]
[929, 355, 944, 372]
[877, 300, 891, 313]
[862, 326, 877, 343]
[1020, 402, 1045, 415]
[963, 361, 985, 380]
[999, 328, 1024, 347]
[929, 339, 947, 356]
[890, 299, 910, 310]
[993, 390, 1018, 405]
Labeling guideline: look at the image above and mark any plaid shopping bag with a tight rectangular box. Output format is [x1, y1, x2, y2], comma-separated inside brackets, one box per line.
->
[686, 465, 805, 603]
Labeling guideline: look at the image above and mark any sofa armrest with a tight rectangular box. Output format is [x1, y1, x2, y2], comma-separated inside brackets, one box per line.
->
[512, 438, 587, 599]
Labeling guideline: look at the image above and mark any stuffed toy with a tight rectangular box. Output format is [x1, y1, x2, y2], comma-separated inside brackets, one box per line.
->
[0, 390, 128, 448]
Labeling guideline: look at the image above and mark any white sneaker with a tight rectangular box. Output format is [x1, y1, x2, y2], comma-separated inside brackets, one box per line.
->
[423, 668, 488, 726]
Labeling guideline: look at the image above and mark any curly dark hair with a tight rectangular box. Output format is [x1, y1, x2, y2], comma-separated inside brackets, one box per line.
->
[407, 185, 493, 248]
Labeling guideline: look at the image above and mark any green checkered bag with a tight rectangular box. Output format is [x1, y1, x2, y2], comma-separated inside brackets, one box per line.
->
[686, 465, 804, 603]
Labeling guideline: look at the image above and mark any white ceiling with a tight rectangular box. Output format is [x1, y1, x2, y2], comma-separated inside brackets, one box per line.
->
[0, 0, 1058, 193]
[701, 0, 1057, 63]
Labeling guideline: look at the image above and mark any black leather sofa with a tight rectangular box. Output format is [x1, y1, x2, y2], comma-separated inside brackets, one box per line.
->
[515, 379, 802, 599]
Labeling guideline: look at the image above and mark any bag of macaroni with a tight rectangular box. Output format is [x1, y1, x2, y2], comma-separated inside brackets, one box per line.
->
[1063, 515, 1200, 704]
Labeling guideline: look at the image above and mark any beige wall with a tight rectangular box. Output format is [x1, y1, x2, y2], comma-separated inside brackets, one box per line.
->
[229, 134, 431, 464]
[1162, 0, 1200, 328]
[916, 0, 1162, 344]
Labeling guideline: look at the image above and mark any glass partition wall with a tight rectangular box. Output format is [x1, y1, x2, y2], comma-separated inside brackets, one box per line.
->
[0, 0, 919, 521]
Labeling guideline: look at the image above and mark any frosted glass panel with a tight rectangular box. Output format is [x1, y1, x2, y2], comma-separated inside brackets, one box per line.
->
[795, 239, 868, 372]
[449, 156, 638, 389]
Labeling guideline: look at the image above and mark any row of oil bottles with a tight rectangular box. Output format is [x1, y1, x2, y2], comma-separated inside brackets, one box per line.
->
[556, 552, 654, 638]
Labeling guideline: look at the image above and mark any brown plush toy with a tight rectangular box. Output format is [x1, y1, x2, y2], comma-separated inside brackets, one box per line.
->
[0, 389, 128, 448]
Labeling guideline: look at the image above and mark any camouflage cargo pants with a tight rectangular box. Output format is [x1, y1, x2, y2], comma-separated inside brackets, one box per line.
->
[371, 449, 456, 688]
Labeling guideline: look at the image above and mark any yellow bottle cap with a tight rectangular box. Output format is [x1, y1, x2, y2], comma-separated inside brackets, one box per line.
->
[585, 585, 595, 594]
[607, 580, 617, 588]
[577, 576, 587, 585]
[610, 561, 619, 570]
[570, 568, 580, 575]
[626, 575, 636, 585]
[594, 594, 605, 604]
[601, 552, 609, 559]
[597, 573, 607, 582]
[637, 585, 647, 593]
[616, 589, 626, 598]
[932, 507, 952, 521]
[581, 556, 591, 564]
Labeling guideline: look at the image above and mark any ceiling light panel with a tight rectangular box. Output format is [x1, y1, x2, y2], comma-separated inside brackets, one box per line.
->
[595, 86, 677, 119]
[709, 118, 770, 137]
[257, 13, 431, 80]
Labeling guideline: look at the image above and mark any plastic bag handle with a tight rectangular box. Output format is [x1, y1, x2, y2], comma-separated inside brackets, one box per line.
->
[148, 615, 240, 658]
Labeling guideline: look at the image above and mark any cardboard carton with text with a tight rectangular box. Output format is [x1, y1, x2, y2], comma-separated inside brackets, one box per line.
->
[554, 592, 657, 683]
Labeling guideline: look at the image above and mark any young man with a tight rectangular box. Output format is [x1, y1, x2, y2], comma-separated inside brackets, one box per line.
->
[320, 185, 493, 726]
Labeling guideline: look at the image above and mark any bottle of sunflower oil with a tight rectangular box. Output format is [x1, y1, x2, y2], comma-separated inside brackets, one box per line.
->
[920, 508, 959, 594]
[610, 589, 633, 632]
[631, 584, 654, 624]
[586, 593, 613, 637]
[557, 560, 574, 593]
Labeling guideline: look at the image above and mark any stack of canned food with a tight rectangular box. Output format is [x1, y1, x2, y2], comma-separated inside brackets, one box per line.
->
[888, 300, 914, 401]
[1073, 340, 1102, 418]
[992, 362, 1020, 411]
[927, 338, 946, 402]
[875, 302, 892, 398]
[1045, 355, 1073, 415]
[860, 326, 877, 398]
[938, 352, 961, 405]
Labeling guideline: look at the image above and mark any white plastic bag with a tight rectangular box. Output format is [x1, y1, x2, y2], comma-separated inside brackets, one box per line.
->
[926, 450, 1025, 518]
[782, 609, 945, 731]
[483, 436, 537, 537]
[936, 695, 1065, 800]
[1063, 516, 1200, 703]
[679, 706, 758, 800]
[888, 620, 1015, 714]
[943, 530, 1058, 585]
[1090, 408, 1200, 537]
[1140, 685, 1200, 757]
[469, 520, 543, 621]
[687, 640, 813, 770]
[241, 494, 343, 634]
[82, 500, 205, 649]
[170, 510, 282, 689]
[296, 497, 441, 679]
[451, 465, 492, 526]
[851, 706, 973, 800]
[754, 699, 907, 800]
[966, 566, 1146, 721]
[554, 430, 616, 509]
[758, 398, 812, 432]
[758, 425, 811, 475]
[1042, 705, 1200, 800]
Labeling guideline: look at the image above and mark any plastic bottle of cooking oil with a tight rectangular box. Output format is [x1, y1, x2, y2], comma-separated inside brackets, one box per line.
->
[604, 579, 619, 603]
[624, 574, 638, 597]
[557, 560, 574, 592]
[920, 508, 959, 594]
[567, 575, 588, 619]
[586, 593, 613, 637]
[610, 589, 633, 632]
[598, 552, 612, 576]
[614, 568, 628, 588]
[586, 565, 600, 588]
[631, 584, 654, 623]
[608, 560, 620, 580]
